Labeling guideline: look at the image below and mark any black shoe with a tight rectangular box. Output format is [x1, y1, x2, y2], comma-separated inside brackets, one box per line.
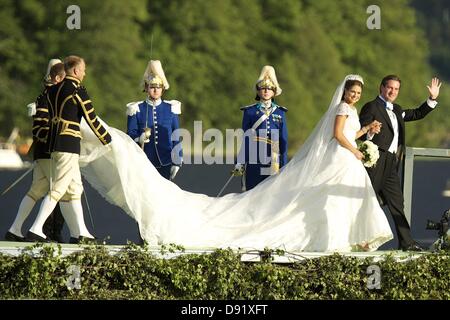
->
[53, 234, 65, 243]
[137, 236, 146, 246]
[45, 233, 65, 243]
[69, 237, 79, 244]
[401, 242, 425, 252]
[25, 231, 52, 243]
[70, 236, 99, 244]
[4, 231, 25, 242]
[79, 236, 100, 244]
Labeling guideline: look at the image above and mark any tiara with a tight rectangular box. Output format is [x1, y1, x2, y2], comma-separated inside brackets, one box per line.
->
[345, 74, 364, 85]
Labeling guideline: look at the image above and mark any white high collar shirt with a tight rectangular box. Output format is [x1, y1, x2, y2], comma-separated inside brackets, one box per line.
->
[378, 95, 399, 154]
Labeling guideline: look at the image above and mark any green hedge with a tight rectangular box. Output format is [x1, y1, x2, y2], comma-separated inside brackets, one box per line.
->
[0, 243, 449, 300]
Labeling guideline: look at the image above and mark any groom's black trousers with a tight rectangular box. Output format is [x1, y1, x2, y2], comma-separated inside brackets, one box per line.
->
[366, 150, 414, 248]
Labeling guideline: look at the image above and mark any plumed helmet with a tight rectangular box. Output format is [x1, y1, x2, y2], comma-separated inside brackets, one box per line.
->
[255, 65, 282, 96]
[142, 60, 170, 90]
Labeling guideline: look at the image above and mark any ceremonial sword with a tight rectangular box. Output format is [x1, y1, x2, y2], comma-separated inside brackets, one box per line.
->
[216, 174, 235, 197]
[83, 190, 95, 232]
[141, 33, 154, 151]
[0, 164, 35, 197]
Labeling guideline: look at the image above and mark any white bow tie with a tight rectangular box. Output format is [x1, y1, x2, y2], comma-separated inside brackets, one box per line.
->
[385, 101, 394, 111]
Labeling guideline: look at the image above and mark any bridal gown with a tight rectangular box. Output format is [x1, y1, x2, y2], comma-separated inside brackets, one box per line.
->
[78, 101, 393, 252]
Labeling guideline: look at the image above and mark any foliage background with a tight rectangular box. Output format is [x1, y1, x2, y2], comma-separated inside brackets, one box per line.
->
[0, 0, 449, 154]
[0, 244, 449, 300]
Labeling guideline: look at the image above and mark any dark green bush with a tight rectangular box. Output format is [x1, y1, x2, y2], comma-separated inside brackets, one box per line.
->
[0, 243, 448, 300]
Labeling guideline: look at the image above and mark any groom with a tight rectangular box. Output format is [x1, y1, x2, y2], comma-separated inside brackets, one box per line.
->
[359, 75, 442, 251]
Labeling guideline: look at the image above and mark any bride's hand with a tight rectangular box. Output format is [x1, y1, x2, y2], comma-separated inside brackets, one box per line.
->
[353, 149, 364, 160]
[368, 120, 382, 134]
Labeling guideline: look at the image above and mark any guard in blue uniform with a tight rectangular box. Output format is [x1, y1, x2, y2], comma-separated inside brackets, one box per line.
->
[235, 65, 288, 191]
[127, 60, 183, 180]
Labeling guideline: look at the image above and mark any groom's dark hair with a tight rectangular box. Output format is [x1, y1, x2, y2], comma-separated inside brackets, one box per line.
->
[381, 75, 401, 88]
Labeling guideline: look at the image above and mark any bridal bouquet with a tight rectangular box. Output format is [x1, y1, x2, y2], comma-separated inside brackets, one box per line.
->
[357, 141, 379, 167]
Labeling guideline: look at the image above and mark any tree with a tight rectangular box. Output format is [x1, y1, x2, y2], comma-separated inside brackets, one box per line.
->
[0, 0, 37, 138]
[0, 0, 447, 149]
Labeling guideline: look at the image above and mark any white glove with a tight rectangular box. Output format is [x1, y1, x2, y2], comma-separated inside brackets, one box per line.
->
[27, 102, 36, 117]
[232, 163, 245, 176]
[170, 165, 180, 180]
[139, 129, 151, 144]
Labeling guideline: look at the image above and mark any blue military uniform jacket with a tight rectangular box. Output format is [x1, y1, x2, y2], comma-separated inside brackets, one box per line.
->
[238, 101, 288, 166]
[127, 98, 183, 168]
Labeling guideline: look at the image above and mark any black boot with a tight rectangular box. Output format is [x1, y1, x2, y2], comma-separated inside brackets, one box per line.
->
[4, 231, 25, 242]
[43, 205, 65, 243]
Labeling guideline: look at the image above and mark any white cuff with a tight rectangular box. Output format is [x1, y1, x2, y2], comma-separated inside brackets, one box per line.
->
[366, 132, 375, 140]
[27, 102, 36, 117]
[426, 98, 438, 108]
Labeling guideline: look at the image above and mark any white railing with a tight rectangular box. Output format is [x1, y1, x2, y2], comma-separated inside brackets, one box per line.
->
[403, 147, 450, 224]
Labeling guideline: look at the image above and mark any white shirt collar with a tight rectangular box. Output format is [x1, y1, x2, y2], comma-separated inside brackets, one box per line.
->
[378, 95, 393, 111]
[146, 98, 162, 107]
[260, 99, 272, 110]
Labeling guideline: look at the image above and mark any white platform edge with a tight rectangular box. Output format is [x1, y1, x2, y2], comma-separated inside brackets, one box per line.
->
[0, 242, 430, 263]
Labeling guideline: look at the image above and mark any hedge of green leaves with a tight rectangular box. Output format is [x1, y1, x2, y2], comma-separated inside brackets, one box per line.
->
[0, 243, 448, 300]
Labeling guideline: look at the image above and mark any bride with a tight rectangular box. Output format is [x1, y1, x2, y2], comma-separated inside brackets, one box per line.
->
[78, 74, 393, 252]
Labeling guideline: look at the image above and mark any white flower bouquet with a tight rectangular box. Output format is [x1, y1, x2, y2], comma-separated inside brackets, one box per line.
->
[357, 140, 379, 167]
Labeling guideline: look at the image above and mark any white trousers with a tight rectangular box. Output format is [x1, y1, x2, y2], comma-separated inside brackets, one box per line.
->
[48, 152, 83, 202]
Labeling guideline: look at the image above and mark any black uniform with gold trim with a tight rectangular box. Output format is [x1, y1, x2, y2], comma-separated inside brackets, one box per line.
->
[32, 86, 51, 160]
[46, 75, 111, 154]
[31, 85, 65, 242]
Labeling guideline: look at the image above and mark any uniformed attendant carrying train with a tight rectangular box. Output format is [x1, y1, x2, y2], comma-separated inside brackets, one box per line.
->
[5, 59, 67, 242]
[235, 65, 288, 191]
[26, 55, 111, 243]
[127, 60, 183, 181]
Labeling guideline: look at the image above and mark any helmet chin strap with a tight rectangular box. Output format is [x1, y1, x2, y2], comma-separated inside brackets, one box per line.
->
[261, 99, 272, 109]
